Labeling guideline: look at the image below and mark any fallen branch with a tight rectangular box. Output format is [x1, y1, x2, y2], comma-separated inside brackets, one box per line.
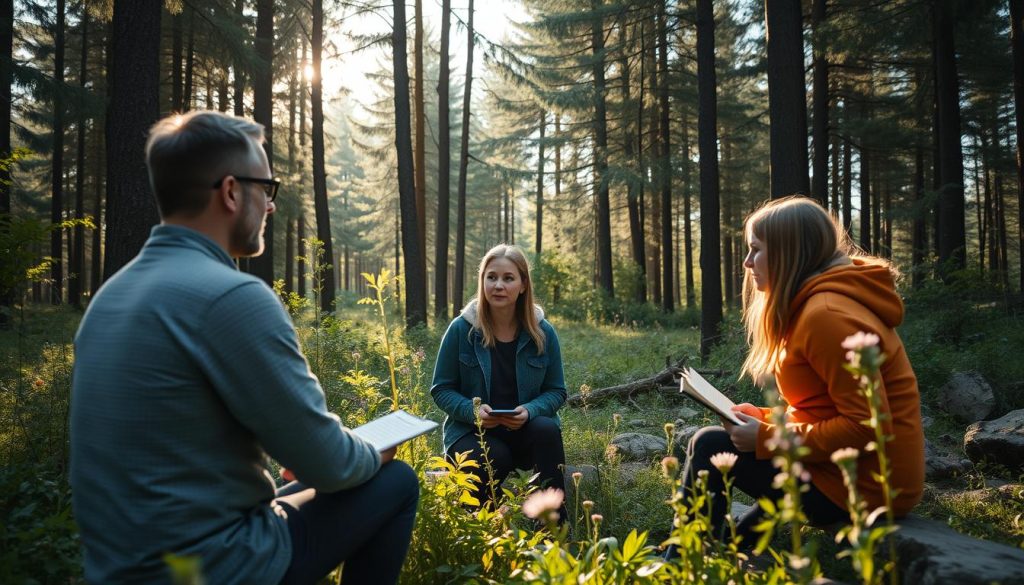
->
[566, 357, 728, 407]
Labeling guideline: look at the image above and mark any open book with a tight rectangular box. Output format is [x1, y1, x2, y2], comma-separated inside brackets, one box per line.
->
[679, 367, 742, 425]
[352, 409, 439, 452]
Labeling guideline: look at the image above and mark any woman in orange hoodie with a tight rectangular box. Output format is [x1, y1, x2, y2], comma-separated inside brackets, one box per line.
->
[673, 196, 924, 549]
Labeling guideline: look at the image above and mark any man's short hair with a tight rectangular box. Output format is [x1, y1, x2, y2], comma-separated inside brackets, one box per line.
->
[145, 111, 265, 218]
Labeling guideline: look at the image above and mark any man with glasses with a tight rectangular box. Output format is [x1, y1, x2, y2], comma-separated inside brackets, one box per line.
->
[70, 110, 418, 585]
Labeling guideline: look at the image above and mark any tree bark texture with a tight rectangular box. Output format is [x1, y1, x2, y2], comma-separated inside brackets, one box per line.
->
[104, 0, 161, 281]
[765, 0, 810, 199]
[248, 0, 274, 286]
[810, 0, 829, 205]
[434, 0, 452, 320]
[1010, 0, 1024, 291]
[934, 0, 966, 275]
[312, 0, 336, 312]
[51, 0, 66, 304]
[658, 0, 672, 312]
[697, 0, 722, 360]
[70, 11, 88, 308]
[591, 0, 613, 297]
[393, 0, 427, 327]
[453, 0, 474, 313]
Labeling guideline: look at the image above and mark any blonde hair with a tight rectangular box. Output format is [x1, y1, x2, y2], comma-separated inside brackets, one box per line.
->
[740, 196, 867, 383]
[476, 244, 546, 353]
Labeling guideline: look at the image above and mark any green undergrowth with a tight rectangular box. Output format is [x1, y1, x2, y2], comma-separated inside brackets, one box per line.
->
[2, 276, 1024, 582]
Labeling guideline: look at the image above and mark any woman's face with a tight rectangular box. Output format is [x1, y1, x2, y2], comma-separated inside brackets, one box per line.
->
[744, 231, 770, 292]
[483, 257, 524, 311]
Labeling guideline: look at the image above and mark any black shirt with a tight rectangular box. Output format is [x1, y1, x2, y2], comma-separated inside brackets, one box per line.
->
[489, 339, 519, 409]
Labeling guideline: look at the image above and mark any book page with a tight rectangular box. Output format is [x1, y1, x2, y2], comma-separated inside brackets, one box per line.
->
[352, 409, 439, 452]
[681, 367, 743, 425]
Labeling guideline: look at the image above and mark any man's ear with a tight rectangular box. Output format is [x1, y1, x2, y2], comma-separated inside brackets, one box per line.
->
[217, 177, 241, 214]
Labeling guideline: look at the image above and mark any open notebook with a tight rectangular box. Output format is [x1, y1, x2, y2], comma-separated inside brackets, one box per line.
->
[679, 367, 742, 425]
[352, 409, 439, 452]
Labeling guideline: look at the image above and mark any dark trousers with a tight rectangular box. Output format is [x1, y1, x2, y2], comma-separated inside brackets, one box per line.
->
[447, 415, 566, 512]
[679, 427, 846, 547]
[275, 460, 419, 585]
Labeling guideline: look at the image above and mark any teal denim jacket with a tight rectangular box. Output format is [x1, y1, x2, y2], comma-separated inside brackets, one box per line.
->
[430, 300, 567, 452]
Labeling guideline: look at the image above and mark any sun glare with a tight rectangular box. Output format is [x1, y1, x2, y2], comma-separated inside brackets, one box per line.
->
[303, 64, 315, 81]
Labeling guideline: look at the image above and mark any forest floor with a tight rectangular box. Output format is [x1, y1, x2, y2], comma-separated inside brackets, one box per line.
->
[2, 277, 1023, 582]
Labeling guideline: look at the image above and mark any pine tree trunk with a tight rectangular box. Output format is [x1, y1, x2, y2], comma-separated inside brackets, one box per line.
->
[620, 22, 645, 303]
[535, 110, 545, 259]
[414, 0, 427, 290]
[860, 142, 871, 252]
[765, 0, 810, 198]
[0, 0, 11, 218]
[697, 0, 722, 360]
[284, 216, 294, 292]
[297, 214, 306, 297]
[842, 129, 852, 232]
[171, 11, 182, 112]
[311, 0, 336, 312]
[393, 0, 427, 327]
[658, 0, 672, 312]
[934, 0, 966, 276]
[183, 7, 195, 112]
[810, 0, 829, 205]
[1010, 0, 1024, 291]
[233, 0, 244, 116]
[434, 0, 452, 320]
[913, 144, 926, 288]
[681, 109, 694, 309]
[591, 0, 613, 297]
[248, 0, 274, 286]
[646, 30, 660, 305]
[453, 0, 474, 313]
[90, 116, 103, 296]
[51, 0, 66, 304]
[70, 11, 88, 309]
[104, 0, 160, 281]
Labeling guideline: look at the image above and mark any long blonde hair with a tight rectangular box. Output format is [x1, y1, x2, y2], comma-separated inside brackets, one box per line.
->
[476, 244, 546, 353]
[740, 196, 860, 382]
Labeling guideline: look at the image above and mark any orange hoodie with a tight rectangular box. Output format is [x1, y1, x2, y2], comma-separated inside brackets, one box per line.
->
[754, 257, 925, 517]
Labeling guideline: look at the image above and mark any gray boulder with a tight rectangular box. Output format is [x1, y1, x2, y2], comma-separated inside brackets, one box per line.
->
[940, 372, 995, 423]
[676, 406, 699, 420]
[924, 439, 972, 481]
[892, 514, 1024, 584]
[607, 432, 668, 462]
[964, 409, 1024, 471]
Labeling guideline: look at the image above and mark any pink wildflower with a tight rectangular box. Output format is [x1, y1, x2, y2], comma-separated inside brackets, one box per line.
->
[522, 488, 564, 519]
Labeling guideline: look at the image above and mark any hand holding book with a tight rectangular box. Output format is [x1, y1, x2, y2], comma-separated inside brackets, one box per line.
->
[678, 367, 743, 425]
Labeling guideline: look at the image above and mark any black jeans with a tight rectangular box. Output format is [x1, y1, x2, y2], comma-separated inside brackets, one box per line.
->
[447, 415, 566, 513]
[275, 460, 419, 585]
[678, 426, 847, 547]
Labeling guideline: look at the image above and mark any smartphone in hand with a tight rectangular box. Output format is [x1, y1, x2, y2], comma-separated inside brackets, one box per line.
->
[488, 409, 519, 416]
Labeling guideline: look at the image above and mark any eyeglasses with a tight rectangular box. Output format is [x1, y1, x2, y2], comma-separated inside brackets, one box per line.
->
[212, 175, 280, 203]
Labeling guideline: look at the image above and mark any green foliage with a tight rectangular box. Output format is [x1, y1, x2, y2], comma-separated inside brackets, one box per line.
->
[3, 282, 1024, 582]
[0, 213, 95, 311]
[0, 464, 81, 585]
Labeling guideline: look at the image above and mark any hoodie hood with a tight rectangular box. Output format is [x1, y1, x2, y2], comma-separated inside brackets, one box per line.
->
[460, 298, 545, 330]
[790, 257, 904, 327]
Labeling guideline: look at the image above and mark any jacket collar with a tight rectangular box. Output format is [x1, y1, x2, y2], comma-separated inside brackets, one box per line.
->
[460, 298, 544, 330]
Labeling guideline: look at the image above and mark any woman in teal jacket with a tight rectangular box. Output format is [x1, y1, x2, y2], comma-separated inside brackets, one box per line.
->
[431, 244, 567, 514]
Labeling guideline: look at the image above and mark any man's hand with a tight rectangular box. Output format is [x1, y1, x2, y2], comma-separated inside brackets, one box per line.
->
[380, 446, 397, 463]
[477, 404, 503, 429]
[724, 409, 763, 453]
[494, 406, 529, 430]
